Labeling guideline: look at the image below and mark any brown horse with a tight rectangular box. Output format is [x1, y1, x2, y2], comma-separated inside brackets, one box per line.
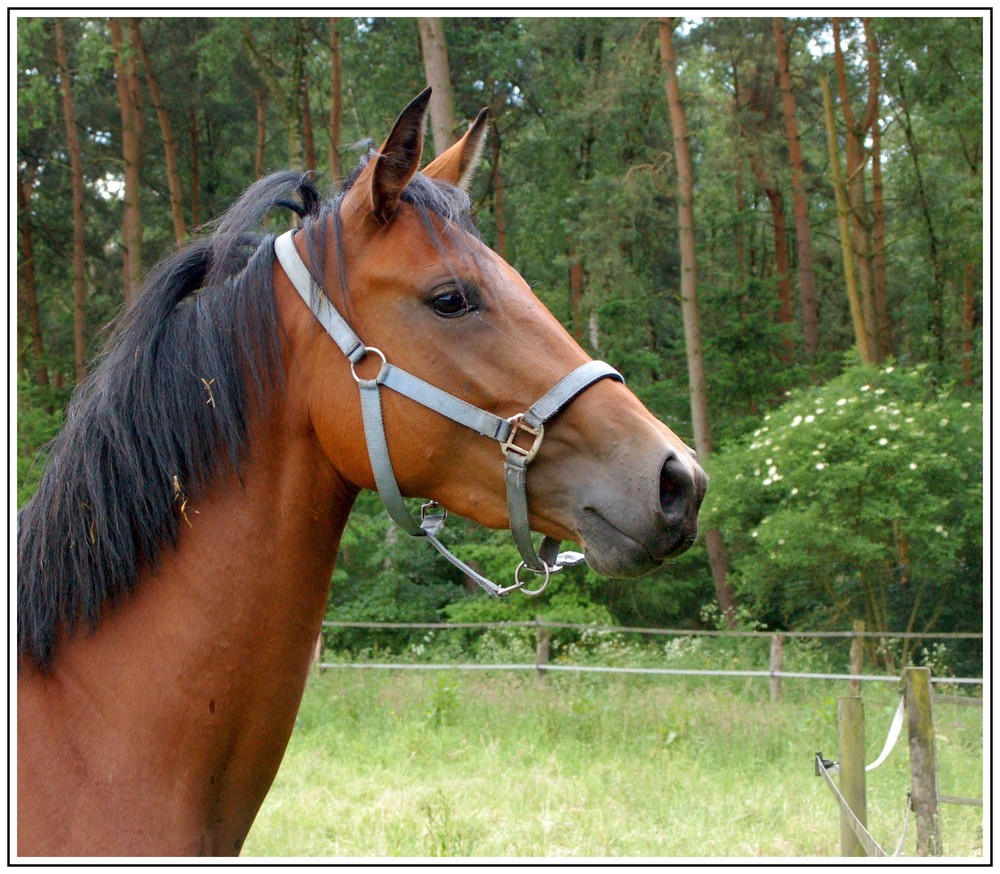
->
[17, 89, 706, 856]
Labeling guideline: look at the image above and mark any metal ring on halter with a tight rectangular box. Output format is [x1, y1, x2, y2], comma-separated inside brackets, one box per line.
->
[513, 560, 552, 596]
[350, 346, 388, 384]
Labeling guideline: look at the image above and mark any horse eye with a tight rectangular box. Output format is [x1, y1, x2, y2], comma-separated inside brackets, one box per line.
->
[431, 288, 473, 319]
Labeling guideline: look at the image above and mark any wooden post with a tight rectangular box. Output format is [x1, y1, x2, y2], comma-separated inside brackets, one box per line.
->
[849, 619, 865, 697]
[838, 696, 867, 856]
[312, 631, 323, 675]
[904, 667, 942, 855]
[535, 616, 551, 681]
[769, 633, 784, 702]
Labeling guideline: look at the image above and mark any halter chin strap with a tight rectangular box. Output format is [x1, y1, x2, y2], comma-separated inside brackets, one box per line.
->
[275, 230, 623, 596]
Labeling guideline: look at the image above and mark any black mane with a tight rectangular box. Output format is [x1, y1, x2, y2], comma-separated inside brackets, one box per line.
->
[17, 164, 480, 670]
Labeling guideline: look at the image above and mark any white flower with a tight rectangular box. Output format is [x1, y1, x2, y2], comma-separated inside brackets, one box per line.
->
[879, 438, 888, 445]
[792, 415, 803, 427]
[836, 398, 847, 406]
[816, 462, 827, 470]
[805, 415, 815, 423]
[909, 462, 918, 470]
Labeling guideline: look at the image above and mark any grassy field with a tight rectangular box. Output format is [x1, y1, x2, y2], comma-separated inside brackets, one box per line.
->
[242, 662, 984, 859]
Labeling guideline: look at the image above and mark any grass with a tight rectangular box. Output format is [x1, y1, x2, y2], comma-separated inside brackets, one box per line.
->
[241, 663, 984, 859]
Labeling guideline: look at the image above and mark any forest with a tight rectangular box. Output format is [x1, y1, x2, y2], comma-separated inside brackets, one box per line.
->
[15, 16, 984, 673]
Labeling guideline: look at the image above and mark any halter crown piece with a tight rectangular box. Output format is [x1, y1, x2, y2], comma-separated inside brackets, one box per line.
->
[275, 230, 623, 596]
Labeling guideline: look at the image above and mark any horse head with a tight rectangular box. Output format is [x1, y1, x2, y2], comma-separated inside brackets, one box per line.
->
[284, 89, 707, 583]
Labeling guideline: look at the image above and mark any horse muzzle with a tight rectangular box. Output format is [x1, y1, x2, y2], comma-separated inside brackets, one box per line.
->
[565, 447, 708, 578]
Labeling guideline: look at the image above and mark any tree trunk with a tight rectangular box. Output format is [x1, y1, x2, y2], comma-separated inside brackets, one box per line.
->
[16, 165, 48, 388]
[129, 19, 186, 242]
[772, 18, 820, 360]
[764, 185, 795, 353]
[734, 165, 747, 288]
[110, 18, 143, 306]
[660, 17, 736, 628]
[747, 147, 794, 357]
[300, 25, 317, 173]
[328, 17, 343, 181]
[895, 78, 946, 365]
[962, 260, 976, 385]
[833, 18, 879, 360]
[254, 87, 269, 179]
[821, 75, 872, 365]
[864, 20, 893, 361]
[189, 107, 201, 227]
[417, 18, 457, 156]
[55, 19, 88, 381]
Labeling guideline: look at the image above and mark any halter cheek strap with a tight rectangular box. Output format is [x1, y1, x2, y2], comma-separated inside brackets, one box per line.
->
[275, 230, 623, 597]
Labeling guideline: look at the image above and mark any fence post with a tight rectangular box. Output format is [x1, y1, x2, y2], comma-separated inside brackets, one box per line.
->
[838, 696, 867, 856]
[312, 631, 323, 674]
[769, 633, 784, 702]
[849, 619, 864, 697]
[904, 666, 942, 856]
[535, 615, 551, 680]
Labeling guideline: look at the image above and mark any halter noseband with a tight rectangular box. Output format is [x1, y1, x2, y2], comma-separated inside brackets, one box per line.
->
[275, 230, 623, 597]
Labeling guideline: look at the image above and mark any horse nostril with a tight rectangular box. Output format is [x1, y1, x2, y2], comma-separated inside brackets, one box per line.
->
[659, 456, 691, 517]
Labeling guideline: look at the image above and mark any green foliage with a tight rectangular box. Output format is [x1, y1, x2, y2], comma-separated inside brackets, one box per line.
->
[704, 361, 983, 648]
[16, 378, 70, 507]
[16, 15, 984, 642]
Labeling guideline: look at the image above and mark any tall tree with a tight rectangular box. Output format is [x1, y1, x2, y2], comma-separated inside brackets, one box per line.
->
[54, 19, 88, 380]
[863, 20, 893, 360]
[772, 18, 820, 360]
[110, 17, 143, 304]
[821, 75, 872, 364]
[833, 17, 881, 360]
[417, 18, 457, 156]
[16, 164, 47, 388]
[328, 17, 343, 180]
[129, 19, 186, 242]
[660, 18, 736, 627]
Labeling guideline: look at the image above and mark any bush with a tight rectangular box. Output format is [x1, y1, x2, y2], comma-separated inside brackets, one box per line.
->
[703, 361, 982, 668]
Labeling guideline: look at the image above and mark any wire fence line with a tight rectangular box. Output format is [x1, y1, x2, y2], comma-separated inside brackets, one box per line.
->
[321, 619, 983, 641]
[318, 620, 984, 687]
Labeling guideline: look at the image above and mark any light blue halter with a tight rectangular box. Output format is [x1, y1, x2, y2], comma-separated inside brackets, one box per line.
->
[275, 230, 623, 596]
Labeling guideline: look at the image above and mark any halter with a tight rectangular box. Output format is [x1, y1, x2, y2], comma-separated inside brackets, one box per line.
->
[275, 230, 623, 596]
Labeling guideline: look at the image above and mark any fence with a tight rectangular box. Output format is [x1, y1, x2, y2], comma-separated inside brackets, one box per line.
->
[315, 619, 983, 857]
[814, 666, 984, 858]
[317, 619, 983, 694]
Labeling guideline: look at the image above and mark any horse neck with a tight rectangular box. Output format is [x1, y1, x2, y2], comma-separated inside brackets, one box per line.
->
[19, 403, 357, 855]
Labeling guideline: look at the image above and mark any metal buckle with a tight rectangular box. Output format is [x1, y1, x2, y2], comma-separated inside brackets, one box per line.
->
[420, 501, 447, 524]
[500, 414, 545, 463]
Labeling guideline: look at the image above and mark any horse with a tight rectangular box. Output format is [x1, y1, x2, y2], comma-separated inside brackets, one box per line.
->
[16, 88, 707, 857]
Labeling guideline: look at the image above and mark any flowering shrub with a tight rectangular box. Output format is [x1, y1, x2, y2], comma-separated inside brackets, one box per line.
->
[703, 362, 983, 650]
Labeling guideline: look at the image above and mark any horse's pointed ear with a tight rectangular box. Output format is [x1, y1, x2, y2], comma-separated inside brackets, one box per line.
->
[345, 87, 431, 224]
[422, 107, 489, 191]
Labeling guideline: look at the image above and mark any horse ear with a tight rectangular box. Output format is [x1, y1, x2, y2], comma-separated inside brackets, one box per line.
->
[346, 87, 431, 224]
[422, 107, 489, 190]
